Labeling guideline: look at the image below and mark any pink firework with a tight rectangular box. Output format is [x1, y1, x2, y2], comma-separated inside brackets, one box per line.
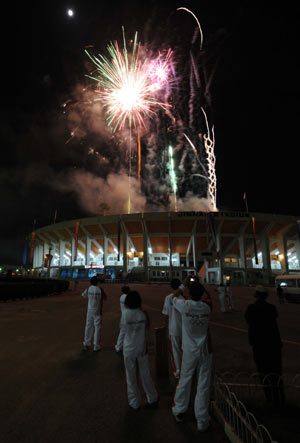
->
[147, 49, 173, 92]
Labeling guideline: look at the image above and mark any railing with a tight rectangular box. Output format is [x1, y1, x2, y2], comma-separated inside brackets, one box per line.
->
[215, 372, 300, 407]
[213, 378, 278, 442]
[213, 372, 300, 442]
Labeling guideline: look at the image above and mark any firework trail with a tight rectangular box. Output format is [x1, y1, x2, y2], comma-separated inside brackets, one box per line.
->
[201, 107, 217, 210]
[177, 7, 204, 50]
[168, 145, 178, 211]
[182, 133, 207, 177]
[173, 7, 218, 211]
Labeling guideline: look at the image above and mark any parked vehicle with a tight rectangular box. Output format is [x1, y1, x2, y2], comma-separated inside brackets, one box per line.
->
[275, 274, 300, 303]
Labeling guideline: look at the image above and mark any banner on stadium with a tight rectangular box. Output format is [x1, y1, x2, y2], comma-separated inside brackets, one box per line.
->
[208, 212, 217, 250]
[251, 216, 259, 265]
[297, 220, 300, 244]
[74, 222, 80, 262]
[168, 217, 172, 265]
[117, 217, 121, 261]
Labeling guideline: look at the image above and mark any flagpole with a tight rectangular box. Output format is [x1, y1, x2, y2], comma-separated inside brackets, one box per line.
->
[53, 208, 57, 224]
[243, 192, 249, 213]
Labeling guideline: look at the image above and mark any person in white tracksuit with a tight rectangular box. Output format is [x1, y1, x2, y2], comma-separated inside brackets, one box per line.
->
[82, 276, 105, 352]
[162, 278, 185, 378]
[225, 282, 235, 310]
[122, 290, 159, 410]
[217, 283, 226, 312]
[114, 286, 130, 352]
[172, 281, 213, 432]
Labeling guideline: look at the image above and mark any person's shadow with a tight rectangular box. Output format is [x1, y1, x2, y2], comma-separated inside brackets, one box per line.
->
[64, 349, 99, 374]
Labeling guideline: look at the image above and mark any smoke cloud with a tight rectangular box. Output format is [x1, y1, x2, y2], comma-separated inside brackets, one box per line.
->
[54, 169, 147, 215]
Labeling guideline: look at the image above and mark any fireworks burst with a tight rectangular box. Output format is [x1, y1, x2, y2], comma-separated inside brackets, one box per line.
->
[60, 9, 219, 214]
[85, 29, 172, 132]
[168, 145, 178, 212]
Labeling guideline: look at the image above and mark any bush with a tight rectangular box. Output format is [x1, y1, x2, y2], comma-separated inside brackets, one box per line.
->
[0, 279, 70, 301]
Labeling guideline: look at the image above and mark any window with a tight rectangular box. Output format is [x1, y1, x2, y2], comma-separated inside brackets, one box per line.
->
[286, 279, 296, 288]
[161, 257, 168, 261]
[154, 257, 160, 260]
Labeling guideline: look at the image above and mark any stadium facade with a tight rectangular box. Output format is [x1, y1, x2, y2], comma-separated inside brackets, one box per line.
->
[33, 211, 300, 285]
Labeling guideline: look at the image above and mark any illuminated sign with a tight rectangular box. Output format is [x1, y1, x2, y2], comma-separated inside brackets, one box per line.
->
[177, 211, 249, 218]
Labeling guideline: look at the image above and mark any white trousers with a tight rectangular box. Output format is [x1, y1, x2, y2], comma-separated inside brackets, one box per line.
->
[169, 335, 182, 376]
[115, 324, 125, 351]
[218, 293, 226, 312]
[172, 350, 213, 428]
[226, 293, 235, 309]
[124, 353, 158, 409]
[83, 310, 101, 351]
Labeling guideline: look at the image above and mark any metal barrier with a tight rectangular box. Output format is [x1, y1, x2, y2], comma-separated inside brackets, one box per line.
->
[213, 374, 280, 443]
[215, 372, 300, 407]
[213, 372, 300, 442]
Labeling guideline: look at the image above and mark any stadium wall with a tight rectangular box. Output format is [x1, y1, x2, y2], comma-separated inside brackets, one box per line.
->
[32, 211, 300, 285]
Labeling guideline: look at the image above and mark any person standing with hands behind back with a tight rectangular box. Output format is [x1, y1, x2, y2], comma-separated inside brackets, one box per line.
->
[115, 286, 131, 353]
[122, 290, 159, 410]
[245, 285, 284, 407]
[81, 276, 106, 352]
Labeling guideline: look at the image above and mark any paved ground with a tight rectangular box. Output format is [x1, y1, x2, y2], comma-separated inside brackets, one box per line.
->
[1, 282, 299, 443]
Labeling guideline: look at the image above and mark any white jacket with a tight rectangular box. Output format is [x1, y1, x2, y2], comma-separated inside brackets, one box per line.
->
[81, 285, 102, 312]
[122, 308, 147, 357]
[173, 298, 211, 354]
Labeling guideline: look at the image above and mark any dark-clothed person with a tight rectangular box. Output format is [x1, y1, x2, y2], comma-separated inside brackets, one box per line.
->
[276, 284, 285, 304]
[245, 285, 284, 407]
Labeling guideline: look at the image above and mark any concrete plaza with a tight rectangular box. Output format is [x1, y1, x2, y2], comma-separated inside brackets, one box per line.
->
[1, 283, 299, 442]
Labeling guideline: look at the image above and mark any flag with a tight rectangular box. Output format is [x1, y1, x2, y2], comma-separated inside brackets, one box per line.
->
[252, 216, 259, 265]
[117, 217, 121, 261]
[28, 232, 36, 265]
[74, 222, 80, 261]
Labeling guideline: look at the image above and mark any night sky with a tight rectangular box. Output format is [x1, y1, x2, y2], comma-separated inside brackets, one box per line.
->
[2, 0, 300, 264]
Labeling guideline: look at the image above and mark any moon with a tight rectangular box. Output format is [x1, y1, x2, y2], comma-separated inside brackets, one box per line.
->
[67, 9, 74, 17]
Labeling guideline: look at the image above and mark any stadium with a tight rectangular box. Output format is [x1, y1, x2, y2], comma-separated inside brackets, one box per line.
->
[32, 210, 300, 285]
